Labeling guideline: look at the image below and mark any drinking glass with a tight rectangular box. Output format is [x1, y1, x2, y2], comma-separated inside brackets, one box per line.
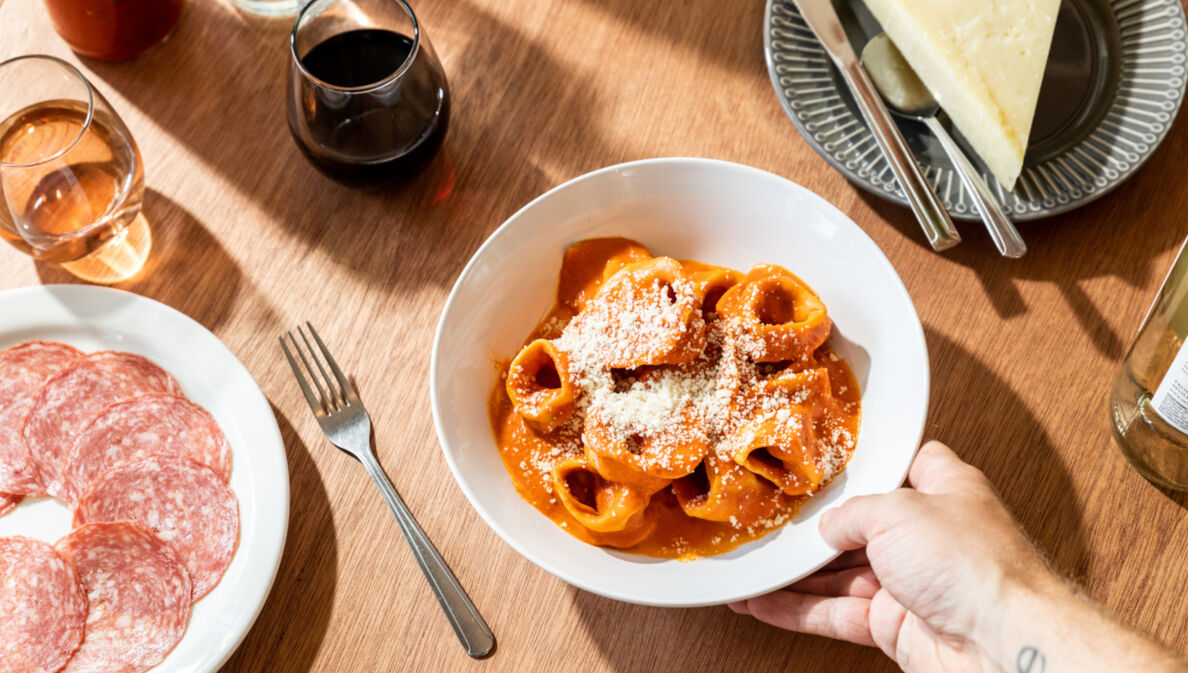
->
[287, 0, 450, 189]
[0, 56, 150, 284]
[42, 0, 184, 60]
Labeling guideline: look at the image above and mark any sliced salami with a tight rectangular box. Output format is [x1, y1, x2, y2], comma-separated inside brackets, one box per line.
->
[0, 536, 87, 673]
[75, 456, 239, 600]
[0, 341, 82, 495]
[60, 394, 232, 505]
[0, 493, 20, 516]
[56, 522, 191, 673]
[21, 351, 180, 498]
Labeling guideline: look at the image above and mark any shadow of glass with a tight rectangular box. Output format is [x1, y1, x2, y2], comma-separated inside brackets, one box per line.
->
[35, 189, 278, 331]
[567, 328, 1084, 673]
[218, 405, 337, 672]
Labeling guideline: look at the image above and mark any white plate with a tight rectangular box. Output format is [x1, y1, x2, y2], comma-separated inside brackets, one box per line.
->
[430, 157, 929, 607]
[0, 285, 288, 672]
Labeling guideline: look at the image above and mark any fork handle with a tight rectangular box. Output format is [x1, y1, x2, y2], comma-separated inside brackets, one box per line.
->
[358, 452, 496, 658]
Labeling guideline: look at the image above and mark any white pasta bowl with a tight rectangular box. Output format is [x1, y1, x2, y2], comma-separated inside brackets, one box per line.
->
[430, 157, 928, 607]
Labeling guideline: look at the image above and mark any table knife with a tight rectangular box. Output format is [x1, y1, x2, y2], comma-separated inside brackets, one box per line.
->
[791, 0, 961, 251]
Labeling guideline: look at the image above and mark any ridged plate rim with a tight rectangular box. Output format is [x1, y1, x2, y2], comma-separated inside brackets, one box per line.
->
[764, 0, 1188, 221]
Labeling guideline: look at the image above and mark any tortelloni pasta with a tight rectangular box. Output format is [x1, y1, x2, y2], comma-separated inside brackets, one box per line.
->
[489, 237, 861, 558]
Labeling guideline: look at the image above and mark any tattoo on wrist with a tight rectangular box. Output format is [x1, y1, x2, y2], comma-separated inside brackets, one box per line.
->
[1018, 646, 1046, 673]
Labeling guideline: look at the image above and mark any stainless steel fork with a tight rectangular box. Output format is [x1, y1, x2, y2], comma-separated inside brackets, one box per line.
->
[279, 322, 495, 658]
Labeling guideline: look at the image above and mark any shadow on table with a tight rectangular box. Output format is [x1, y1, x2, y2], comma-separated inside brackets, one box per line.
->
[80, 0, 595, 290]
[35, 189, 277, 331]
[923, 328, 1088, 581]
[219, 405, 337, 673]
[570, 328, 1086, 673]
[853, 110, 1188, 360]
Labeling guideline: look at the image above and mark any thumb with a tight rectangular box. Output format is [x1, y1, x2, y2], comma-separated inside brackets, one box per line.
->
[908, 440, 986, 495]
[819, 491, 904, 551]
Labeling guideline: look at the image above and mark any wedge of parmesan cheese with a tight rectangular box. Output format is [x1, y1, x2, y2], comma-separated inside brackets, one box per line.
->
[860, 0, 1061, 189]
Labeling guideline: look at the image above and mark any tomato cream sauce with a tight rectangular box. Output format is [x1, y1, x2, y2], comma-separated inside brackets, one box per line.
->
[489, 238, 861, 559]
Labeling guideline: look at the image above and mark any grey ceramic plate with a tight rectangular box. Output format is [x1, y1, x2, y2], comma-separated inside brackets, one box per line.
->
[765, 0, 1188, 221]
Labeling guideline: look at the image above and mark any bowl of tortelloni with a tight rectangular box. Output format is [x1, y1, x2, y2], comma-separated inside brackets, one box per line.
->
[431, 157, 928, 607]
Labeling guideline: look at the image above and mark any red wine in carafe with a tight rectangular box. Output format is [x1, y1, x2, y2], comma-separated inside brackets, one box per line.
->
[290, 28, 449, 188]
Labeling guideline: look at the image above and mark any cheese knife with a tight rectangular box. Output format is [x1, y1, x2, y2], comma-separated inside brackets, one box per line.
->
[791, 0, 961, 251]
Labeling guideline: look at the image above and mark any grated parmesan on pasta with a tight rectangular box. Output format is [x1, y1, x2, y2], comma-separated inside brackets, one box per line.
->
[554, 275, 851, 483]
[492, 240, 861, 558]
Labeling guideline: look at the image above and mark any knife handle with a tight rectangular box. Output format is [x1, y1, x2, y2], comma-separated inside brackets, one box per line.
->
[839, 60, 962, 252]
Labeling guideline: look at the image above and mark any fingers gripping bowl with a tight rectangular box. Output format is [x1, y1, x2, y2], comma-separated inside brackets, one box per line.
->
[430, 158, 928, 607]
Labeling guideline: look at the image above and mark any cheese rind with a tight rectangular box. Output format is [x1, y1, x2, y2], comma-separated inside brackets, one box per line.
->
[860, 0, 1060, 189]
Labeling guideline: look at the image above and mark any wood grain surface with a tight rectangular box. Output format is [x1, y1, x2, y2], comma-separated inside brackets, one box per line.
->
[2, 0, 1187, 671]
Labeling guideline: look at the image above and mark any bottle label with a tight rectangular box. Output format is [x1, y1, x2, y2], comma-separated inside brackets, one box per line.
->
[1152, 343, 1188, 434]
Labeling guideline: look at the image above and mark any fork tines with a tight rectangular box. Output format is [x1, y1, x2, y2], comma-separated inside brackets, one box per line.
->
[279, 322, 357, 416]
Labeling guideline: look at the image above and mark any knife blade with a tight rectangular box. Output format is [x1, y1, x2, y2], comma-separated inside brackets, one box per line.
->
[791, 0, 961, 251]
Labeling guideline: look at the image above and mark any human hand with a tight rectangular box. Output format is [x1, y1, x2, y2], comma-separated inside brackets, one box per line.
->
[728, 440, 1052, 673]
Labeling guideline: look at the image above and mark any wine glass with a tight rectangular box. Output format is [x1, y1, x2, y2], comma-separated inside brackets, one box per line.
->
[0, 55, 150, 283]
[287, 0, 450, 189]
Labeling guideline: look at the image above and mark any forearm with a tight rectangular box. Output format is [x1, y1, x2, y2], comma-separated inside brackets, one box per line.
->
[983, 574, 1188, 673]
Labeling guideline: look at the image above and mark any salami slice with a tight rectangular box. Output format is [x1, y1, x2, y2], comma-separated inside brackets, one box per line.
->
[0, 493, 20, 516]
[56, 522, 191, 673]
[60, 394, 231, 505]
[0, 536, 87, 673]
[21, 351, 180, 498]
[0, 341, 82, 495]
[75, 456, 239, 600]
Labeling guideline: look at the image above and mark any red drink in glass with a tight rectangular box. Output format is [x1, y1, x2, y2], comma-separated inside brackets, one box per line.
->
[43, 0, 184, 61]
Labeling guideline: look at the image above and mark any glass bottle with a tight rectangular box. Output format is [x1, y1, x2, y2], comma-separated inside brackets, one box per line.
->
[1111, 237, 1188, 489]
[42, 0, 185, 61]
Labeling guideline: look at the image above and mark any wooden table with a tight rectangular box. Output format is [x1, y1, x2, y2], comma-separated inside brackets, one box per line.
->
[3, 0, 1187, 670]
